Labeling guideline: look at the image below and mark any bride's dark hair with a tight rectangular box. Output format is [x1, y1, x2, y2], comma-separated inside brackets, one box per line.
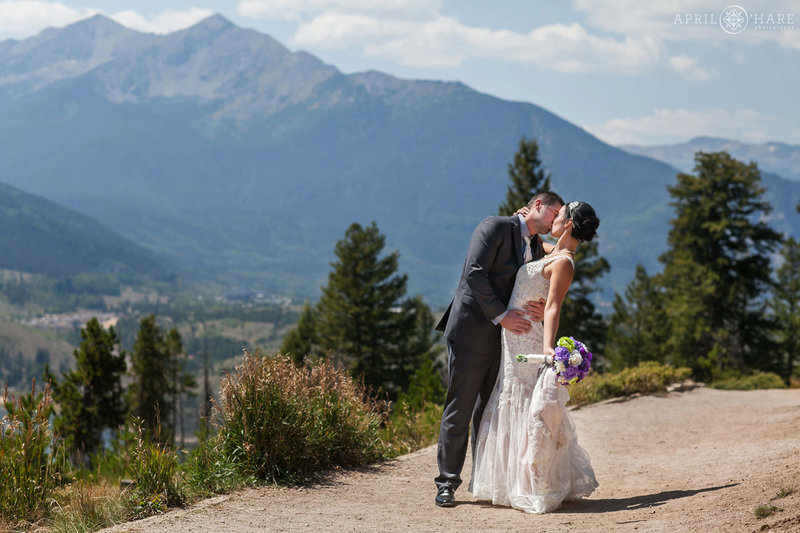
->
[566, 201, 599, 243]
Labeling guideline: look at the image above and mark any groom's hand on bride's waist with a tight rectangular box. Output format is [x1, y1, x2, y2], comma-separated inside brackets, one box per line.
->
[499, 309, 532, 335]
[521, 298, 546, 322]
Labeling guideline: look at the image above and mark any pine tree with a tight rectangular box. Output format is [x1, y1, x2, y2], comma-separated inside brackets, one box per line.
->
[316, 222, 434, 397]
[48, 318, 127, 465]
[390, 295, 441, 394]
[659, 151, 782, 379]
[770, 237, 800, 383]
[128, 314, 173, 443]
[497, 137, 552, 216]
[166, 328, 195, 448]
[605, 264, 670, 371]
[280, 300, 320, 365]
[202, 338, 212, 421]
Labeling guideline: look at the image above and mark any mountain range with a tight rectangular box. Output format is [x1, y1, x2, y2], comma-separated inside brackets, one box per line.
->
[1, 15, 798, 304]
[621, 137, 800, 182]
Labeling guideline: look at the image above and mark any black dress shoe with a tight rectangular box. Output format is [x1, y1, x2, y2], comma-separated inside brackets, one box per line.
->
[435, 488, 455, 507]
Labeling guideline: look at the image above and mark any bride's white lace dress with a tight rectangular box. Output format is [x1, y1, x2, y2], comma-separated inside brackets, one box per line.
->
[470, 254, 598, 513]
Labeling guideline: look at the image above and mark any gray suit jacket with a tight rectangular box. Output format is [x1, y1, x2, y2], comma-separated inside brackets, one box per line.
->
[436, 215, 543, 353]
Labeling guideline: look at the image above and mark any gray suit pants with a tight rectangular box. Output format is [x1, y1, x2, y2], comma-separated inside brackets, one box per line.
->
[435, 338, 501, 492]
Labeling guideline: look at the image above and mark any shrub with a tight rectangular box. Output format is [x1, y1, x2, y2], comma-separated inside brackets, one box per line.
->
[127, 423, 185, 517]
[381, 357, 445, 457]
[213, 351, 386, 484]
[712, 371, 787, 391]
[184, 428, 256, 497]
[568, 361, 692, 407]
[0, 381, 61, 527]
[381, 400, 443, 458]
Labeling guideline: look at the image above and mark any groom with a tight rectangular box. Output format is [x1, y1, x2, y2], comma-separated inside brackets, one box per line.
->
[433, 191, 565, 507]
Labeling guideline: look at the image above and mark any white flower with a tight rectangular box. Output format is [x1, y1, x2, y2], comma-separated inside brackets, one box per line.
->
[555, 361, 566, 374]
[569, 351, 582, 367]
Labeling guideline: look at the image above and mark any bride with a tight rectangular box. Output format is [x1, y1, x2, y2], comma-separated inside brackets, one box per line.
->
[470, 200, 600, 513]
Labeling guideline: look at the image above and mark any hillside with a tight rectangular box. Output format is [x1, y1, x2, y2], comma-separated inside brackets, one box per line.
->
[1, 15, 798, 302]
[0, 315, 75, 389]
[0, 181, 174, 280]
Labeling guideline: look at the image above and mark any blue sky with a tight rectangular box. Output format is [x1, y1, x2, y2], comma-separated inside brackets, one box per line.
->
[1, 1, 798, 145]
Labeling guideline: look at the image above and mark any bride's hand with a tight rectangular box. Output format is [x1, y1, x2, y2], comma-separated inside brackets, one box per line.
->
[515, 206, 530, 216]
[522, 298, 545, 322]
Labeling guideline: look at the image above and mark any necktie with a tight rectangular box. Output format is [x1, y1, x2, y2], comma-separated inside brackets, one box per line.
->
[523, 235, 533, 263]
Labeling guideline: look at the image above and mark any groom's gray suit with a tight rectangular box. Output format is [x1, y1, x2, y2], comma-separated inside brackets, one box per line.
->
[435, 214, 543, 492]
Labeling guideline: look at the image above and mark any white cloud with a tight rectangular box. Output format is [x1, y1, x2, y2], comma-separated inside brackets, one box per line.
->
[237, 0, 439, 20]
[109, 8, 215, 35]
[238, 0, 755, 77]
[0, 1, 94, 38]
[293, 12, 661, 72]
[0, 2, 213, 39]
[586, 108, 769, 145]
[575, 0, 800, 48]
[668, 55, 711, 80]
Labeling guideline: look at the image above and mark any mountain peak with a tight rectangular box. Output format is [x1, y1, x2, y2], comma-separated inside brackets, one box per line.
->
[191, 14, 235, 32]
[61, 13, 134, 38]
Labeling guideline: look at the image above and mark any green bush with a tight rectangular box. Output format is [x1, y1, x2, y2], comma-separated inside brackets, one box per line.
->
[0, 381, 61, 528]
[712, 371, 787, 390]
[184, 426, 256, 497]
[213, 351, 386, 484]
[381, 400, 443, 458]
[127, 423, 185, 517]
[568, 361, 692, 407]
[380, 356, 445, 457]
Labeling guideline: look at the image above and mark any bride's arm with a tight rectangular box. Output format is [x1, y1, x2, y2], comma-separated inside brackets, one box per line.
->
[542, 260, 575, 355]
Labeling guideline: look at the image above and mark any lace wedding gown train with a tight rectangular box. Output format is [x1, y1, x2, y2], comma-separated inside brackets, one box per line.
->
[470, 254, 598, 514]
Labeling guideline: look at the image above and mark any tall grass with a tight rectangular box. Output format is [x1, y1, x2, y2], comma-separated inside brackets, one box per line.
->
[47, 481, 129, 533]
[214, 351, 387, 484]
[127, 422, 185, 518]
[0, 380, 61, 528]
[184, 423, 256, 497]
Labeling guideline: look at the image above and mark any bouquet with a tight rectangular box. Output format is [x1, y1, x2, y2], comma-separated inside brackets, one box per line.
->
[515, 336, 593, 386]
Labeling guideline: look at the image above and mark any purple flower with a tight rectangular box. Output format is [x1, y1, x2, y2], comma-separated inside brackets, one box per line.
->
[551, 336, 593, 386]
[554, 346, 570, 363]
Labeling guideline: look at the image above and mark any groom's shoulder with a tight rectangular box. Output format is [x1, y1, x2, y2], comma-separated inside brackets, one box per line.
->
[477, 215, 516, 230]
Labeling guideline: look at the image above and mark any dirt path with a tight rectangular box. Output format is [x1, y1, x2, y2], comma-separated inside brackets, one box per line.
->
[103, 388, 800, 532]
